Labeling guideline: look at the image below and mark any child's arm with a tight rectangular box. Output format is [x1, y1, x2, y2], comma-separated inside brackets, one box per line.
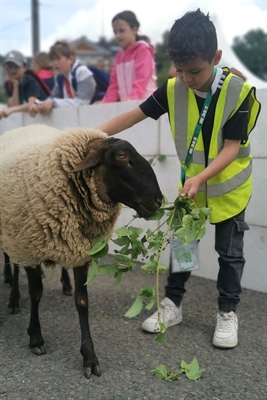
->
[128, 46, 154, 100]
[7, 79, 20, 107]
[0, 96, 36, 119]
[180, 139, 241, 198]
[98, 107, 147, 136]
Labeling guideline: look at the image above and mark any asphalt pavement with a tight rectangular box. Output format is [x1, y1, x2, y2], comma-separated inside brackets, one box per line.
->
[0, 251, 266, 400]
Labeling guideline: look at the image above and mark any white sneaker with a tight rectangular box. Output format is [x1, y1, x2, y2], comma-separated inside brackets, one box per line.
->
[141, 297, 182, 333]
[213, 311, 238, 348]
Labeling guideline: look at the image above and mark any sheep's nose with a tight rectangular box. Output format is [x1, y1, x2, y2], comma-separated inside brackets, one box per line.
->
[155, 197, 162, 207]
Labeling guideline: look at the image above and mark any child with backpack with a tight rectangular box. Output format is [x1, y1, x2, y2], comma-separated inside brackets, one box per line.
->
[100, 10, 157, 103]
[0, 50, 49, 120]
[29, 40, 96, 117]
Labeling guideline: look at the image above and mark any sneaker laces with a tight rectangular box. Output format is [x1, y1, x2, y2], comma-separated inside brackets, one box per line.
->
[159, 300, 175, 321]
[217, 313, 234, 331]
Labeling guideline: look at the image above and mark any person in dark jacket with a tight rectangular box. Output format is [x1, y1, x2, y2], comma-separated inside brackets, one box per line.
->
[0, 50, 48, 119]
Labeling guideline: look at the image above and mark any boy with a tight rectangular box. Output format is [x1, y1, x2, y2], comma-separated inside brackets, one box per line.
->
[29, 40, 96, 117]
[0, 50, 48, 119]
[97, 9, 261, 348]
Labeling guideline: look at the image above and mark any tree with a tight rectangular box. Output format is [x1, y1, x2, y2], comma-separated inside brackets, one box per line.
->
[232, 29, 267, 81]
[96, 35, 118, 50]
[155, 30, 172, 86]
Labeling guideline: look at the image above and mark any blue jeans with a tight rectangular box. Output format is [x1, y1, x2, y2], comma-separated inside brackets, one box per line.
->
[165, 209, 249, 312]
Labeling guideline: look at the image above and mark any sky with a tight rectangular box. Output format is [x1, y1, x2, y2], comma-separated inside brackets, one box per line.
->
[0, 0, 266, 57]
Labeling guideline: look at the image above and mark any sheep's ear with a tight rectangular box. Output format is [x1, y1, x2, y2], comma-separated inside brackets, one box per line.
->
[71, 150, 100, 172]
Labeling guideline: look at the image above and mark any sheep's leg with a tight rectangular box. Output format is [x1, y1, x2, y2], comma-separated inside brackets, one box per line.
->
[61, 267, 72, 296]
[73, 264, 101, 379]
[8, 264, 20, 313]
[4, 252, 12, 286]
[25, 265, 46, 355]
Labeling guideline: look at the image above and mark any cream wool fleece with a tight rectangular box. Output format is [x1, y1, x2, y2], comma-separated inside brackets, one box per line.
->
[0, 125, 121, 268]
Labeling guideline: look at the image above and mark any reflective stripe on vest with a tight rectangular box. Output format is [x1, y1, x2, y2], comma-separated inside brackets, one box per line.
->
[167, 73, 261, 223]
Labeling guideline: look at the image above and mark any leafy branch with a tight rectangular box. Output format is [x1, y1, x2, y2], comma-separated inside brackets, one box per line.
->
[153, 356, 205, 381]
[86, 195, 211, 343]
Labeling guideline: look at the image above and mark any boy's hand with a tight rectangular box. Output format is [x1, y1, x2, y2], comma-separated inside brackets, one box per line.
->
[9, 78, 19, 88]
[180, 176, 202, 199]
[0, 108, 13, 119]
[29, 104, 40, 117]
[39, 100, 54, 116]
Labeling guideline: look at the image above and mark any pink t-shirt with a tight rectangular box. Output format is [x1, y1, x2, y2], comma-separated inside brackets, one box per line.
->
[103, 41, 158, 103]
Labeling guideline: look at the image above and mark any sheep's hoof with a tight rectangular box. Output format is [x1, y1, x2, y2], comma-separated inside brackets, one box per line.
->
[62, 288, 72, 296]
[93, 364, 101, 376]
[83, 365, 101, 379]
[84, 367, 91, 379]
[8, 306, 20, 314]
[31, 346, 46, 355]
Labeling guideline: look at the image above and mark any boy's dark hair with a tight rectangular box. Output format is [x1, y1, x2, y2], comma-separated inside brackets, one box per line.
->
[49, 40, 75, 60]
[168, 9, 217, 64]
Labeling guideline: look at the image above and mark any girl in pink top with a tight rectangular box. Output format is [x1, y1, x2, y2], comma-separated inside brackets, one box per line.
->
[102, 10, 157, 103]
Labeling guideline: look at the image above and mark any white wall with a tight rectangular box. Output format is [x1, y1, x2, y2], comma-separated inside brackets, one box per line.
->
[1, 90, 266, 293]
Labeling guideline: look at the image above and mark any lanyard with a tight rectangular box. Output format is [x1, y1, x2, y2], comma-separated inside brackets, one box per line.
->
[64, 77, 74, 98]
[180, 68, 217, 184]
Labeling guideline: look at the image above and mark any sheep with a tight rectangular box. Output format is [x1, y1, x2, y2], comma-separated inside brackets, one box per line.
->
[0, 124, 162, 378]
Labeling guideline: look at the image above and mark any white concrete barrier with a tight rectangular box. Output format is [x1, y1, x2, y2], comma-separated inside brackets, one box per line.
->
[0, 90, 266, 293]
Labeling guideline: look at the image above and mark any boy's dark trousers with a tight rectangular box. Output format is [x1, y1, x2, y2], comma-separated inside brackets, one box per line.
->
[165, 209, 249, 312]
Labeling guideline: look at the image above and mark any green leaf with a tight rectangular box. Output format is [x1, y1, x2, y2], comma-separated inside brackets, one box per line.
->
[195, 226, 206, 240]
[141, 262, 156, 273]
[91, 243, 109, 259]
[158, 265, 169, 274]
[117, 244, 130, 254]
[182, 214, 193, 225]
[153, 364, 167, 380]
[200, 207, 212, 217]
[186, 368, 205, 381]
[124, 295, 143, 318]
[112, 236, 130, 246]
[128, 226, 143, 237]
[98, 264, 117, 275]
[183, 228, 197, 244]
[114, 254, 130, 262]
[114, 272, 122, 286]
[155, 332, 166, 343]
[157, 155, 166, 163]
[180, 357, 205, 380]
[115, 227, 132, 237]
[145, 207, 165, 220]
[85, 258, 98, 285]
[175, 224, 191, 238]
[140, 286, 154, 297]
[180, 359, 191, 372]
[145, 299, 154, 310]
[86, 237, 106, 256]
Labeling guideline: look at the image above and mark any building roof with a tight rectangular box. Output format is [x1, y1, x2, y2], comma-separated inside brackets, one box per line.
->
[70, 36, 111, 56]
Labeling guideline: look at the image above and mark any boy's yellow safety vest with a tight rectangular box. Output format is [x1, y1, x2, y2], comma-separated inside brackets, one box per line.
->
[167, 71, 261, 223]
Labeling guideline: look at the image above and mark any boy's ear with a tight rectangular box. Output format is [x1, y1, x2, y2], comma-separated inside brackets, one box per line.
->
[214, 50, 222, 66]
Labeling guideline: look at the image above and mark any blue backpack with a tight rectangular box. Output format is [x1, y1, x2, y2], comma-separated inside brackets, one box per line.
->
[56, 63, 110, 103]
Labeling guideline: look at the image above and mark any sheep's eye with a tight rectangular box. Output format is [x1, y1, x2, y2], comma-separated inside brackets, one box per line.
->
[117, 152, 127, 159]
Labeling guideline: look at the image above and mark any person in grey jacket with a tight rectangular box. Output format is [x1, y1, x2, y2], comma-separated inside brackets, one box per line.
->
[29, 40, 96, 117]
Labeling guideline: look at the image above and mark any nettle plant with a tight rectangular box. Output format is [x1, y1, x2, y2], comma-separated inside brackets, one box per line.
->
[86, 195, 211, 345]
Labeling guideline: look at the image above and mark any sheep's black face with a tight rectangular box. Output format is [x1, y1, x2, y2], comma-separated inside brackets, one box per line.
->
[100, 139, 163, 218]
